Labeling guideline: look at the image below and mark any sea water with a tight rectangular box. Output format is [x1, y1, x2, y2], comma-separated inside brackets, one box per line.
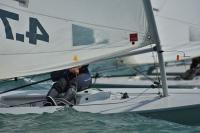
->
[0, 108, 200, 133]
[1, 63, 200, 133]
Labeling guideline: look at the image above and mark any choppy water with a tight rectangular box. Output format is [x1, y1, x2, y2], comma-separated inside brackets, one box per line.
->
[0, 108, 200, 133]
[0, 62, 200, 132]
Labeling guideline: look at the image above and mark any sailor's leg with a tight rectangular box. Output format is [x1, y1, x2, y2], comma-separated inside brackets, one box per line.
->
[181, 69, 196, 80]
[190, 57, 200, 69]
[46, 78, 68, 106]
[47, 78, 67, 96]
[63, 86, 77, 103]
[63, 73, 92, 103]
[47, 86, 59, 98]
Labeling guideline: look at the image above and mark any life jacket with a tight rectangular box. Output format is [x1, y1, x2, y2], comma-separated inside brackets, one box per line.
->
[50, 70, 65, 82]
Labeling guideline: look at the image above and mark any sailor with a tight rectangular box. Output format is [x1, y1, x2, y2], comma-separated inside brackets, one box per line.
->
[190, 56, 200, 70]
[181, 57, 200, 80]
[46, 65, 92, 106]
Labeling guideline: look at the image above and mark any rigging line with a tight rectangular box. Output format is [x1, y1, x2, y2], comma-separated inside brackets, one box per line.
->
[131, 67, 155, 84]
[0, 78, 51, 94]
[133, 69, 161, 94]
[23, 76, 51, 90]
[56, 98, 74, 107]
[151, 45, 161, 93]
[0, 2, 140, 33]
[150, 44, 159, 81]
[0, 77, 25, 86]
[120, 45, 161, 93]
[125, 46, 158, 84]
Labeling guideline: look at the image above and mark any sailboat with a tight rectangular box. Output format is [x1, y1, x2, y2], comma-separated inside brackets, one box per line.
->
[119, 0, 200, 74]
[95, 0, 200, 87]
[1, 0, 200, 126]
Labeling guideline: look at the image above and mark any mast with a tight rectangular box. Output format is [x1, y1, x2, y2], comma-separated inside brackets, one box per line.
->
[144, 0, 168, 96]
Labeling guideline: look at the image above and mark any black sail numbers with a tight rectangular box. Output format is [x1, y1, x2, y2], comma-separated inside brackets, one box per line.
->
[0, 9, 49, 45]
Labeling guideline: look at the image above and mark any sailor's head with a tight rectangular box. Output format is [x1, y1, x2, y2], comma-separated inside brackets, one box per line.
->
[69, 66, 82, 74]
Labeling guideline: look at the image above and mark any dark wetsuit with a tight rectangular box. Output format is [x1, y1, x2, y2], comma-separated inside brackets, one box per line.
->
[181, 57, 200, 80]
[190, 57, 200, 69]
[47, 65, 92, 103]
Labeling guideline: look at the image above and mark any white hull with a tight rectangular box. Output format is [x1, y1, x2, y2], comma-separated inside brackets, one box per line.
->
[94, 76, 200, 89]
[1, 90, 200, 113]
[74, 89, 200, 113]
[1, 88, 200, 114]
[1, 88, 200, 125]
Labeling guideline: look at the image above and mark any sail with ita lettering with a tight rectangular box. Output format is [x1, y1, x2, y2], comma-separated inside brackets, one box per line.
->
[0, 0, 158, 80]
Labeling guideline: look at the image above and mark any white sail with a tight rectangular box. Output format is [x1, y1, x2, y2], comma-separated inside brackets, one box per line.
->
[121, 0, 200, 65]
[0, 0, 158, 79]
[2, 1, 200, 126]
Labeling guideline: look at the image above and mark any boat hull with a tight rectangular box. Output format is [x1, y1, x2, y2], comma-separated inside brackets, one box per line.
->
[0, 88, 200, 126]
[137, 104, 200, 126]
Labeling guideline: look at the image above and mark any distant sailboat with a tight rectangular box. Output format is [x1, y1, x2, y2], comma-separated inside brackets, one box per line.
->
[0, 0, 200, 126]
[120, 0, 200, 65]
